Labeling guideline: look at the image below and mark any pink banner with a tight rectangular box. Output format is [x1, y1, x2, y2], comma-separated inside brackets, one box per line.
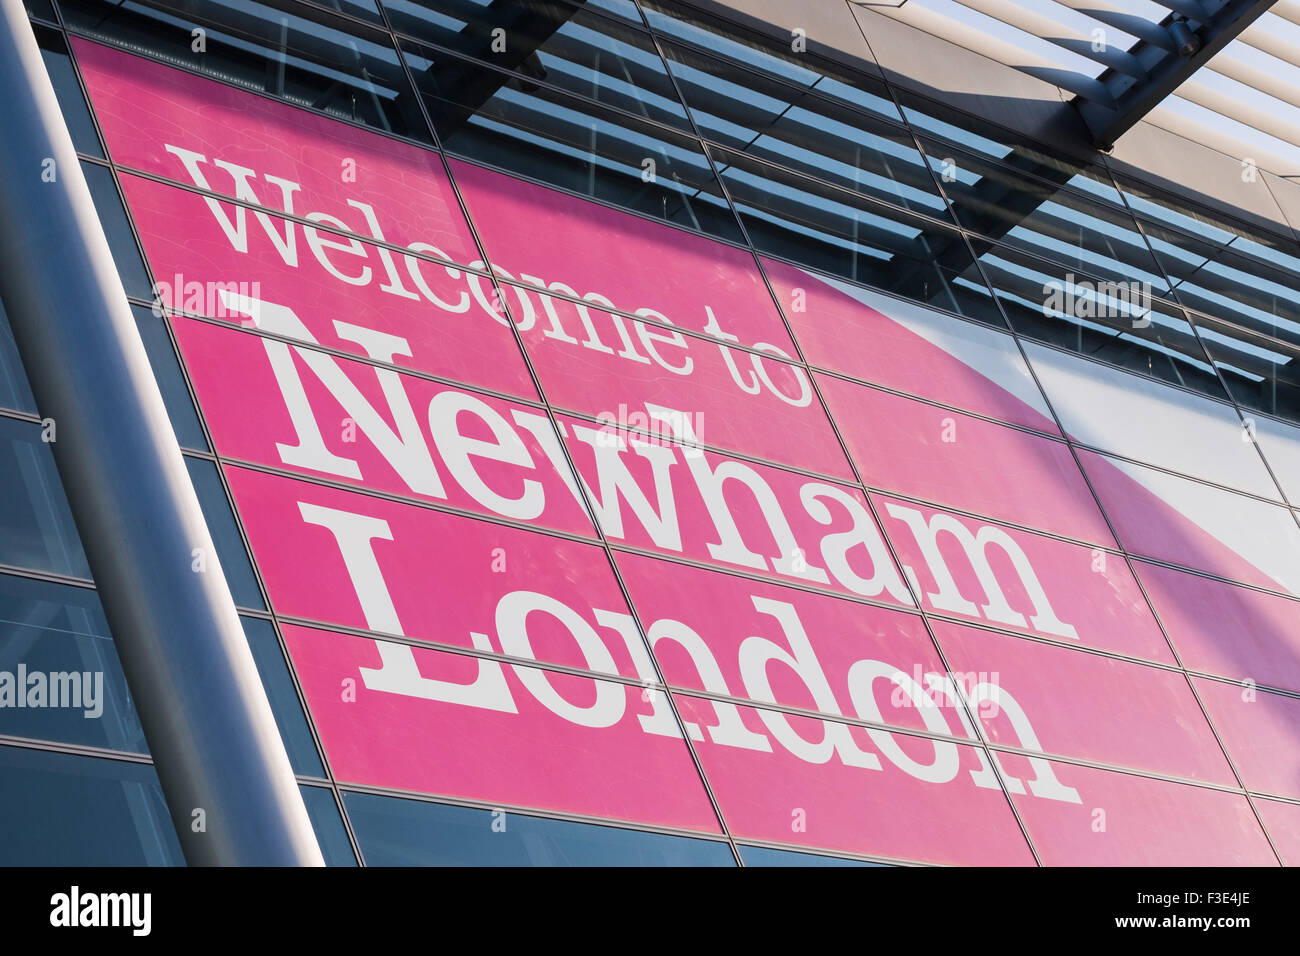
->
[763, 256, 1059, 434]
[613, 551, 951, 732]
[1137, 560, 1300, 693]
[1193, 677, 1300, 800]
[1006, 758, 1276, 865]
[284, 623, 722, 832]
[172, 315, 592, 537]
[675, 695, 1036, 865]
[1256, 799, 1300, 866]
[514, 288, 854, 480]
[73, 38, 479, 265]
[820, 374, 1115, 546]
[871, 493, 1172, 663]
[451, 159, 797, 352]
[120, 172, 536, 400]
[933, 621, 1234, 785]
[224, 466, 637, 679]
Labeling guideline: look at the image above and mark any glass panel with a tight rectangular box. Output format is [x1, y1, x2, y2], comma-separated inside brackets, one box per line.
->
[1141, 217, 1300, 349]
[1194, 678, 1300, 800]
[872, 492, 1172, 664]
[344, 792, 736, 865]
[0, 573, 143, 753]
[1022, 340, 1276, 498]
[25, 0, 57, 21]
[243, 616, 323, 776]
[74, 39, 478, 269]
[1137, 559, 1300, 694]
[639, 0, 901, 123]
[895, 89, 1120, 204]
[82, 160, 153, 300]
[613, 550, 957, 733]
[739, 845, 886, 866]
[449, 155, 792, 347]
[0, 416, 89, 579]
[657, 41, 940, 217]
[820, 375, 1115, 546]
[133, 306, 207, 451]
[60, 0, 428, 139]
[932, 620, 1233, 785]
[279, 621, 721, 833]
[1193, 312, 1300, 424]
[300, 785, 356, 865]
[762, 255, 1057, 432]
[385, 0, 692, 130]
[1256, 799, 1300, 866]
[184, 456, 265, 610]
[36, 24, 105, 158]
[930, 140, 1169, 295]
[403, 38, 742, 242]
[674, 694, 1035, 865]
[0, 303, 37, 415]
[1078, 448, 1300, 594]
[711, 145, 999, 324]
[978, 241, 1226, 398]
[0, 745, 183, 865]
[1007, 756, 1273, 865]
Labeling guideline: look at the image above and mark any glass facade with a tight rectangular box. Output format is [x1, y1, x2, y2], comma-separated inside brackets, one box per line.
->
[2, 0, 1299, 867]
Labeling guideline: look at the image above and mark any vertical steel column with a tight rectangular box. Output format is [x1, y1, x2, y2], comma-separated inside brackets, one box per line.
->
[0, 0, 323, 866]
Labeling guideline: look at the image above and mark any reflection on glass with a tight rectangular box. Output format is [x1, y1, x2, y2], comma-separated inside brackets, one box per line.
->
[0, 417, 89, 579]
[0, 573, 143, 753]
[344, 792, 736, 865]
[0, 303, 36, 415]
[896, 89, 1119, 204]
[37, 25, 105, 158]
[81, 160, 153, 300]
[243, 617, 322, 776]
[1195, 312, 1300, 425]
[640, 0, 901, 123]
[661, 40, 943, 218]
[929, 139, 1168, 296]
[710, 145, 1001, 324]
[60, 0, 428, 139]
[979, 240, 1226, 398]
[133, 307, 207, 451]
[404, 38, 741, 241]
[0, 744, 182, 865]
[300, 785, 356, 865]
[385, 0, 691, 130]
[184, 456, 264, 610]
[1141, 216, 1300, 351]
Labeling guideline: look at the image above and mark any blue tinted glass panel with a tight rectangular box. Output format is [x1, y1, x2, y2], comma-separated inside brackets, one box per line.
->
[978, 240, 1227, 399]
[386, 0, 691, 129]
[0, 745, 183, 865]
[345, 792, 737, 866]
[60, 0, 429, 140]
[37, 24, 105, 158]
[301, 785, 357, 866]
[243, 616, 322, 776]
[133, 306, 207, 451]
[184, 456, 264, 610]
[0, 303, 36, 415]
[0, 573, 143, 753]
[740, 844, 887, 866]
[82, 160, 153, 300]
[0, 417, 89, 579]
[404, 38, 741, 242]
